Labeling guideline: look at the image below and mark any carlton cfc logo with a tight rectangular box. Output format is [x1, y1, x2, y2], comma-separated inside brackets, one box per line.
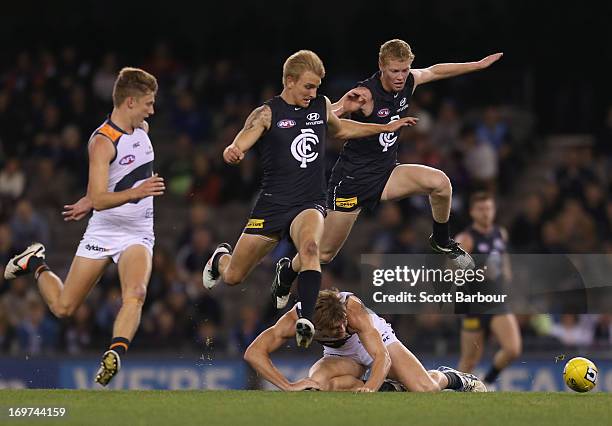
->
[291, 129, 319, 168]
[379, 115, 400, 152]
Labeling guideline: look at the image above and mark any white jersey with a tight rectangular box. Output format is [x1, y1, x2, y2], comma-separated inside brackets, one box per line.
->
[76, 119, 155, 263]
[319, 292, 398, 368]
[87, 119, 154, 233]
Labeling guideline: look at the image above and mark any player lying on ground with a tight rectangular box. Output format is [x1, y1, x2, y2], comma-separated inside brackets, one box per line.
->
[203, 50, 417, 349]
[245, 289, 486, 392]
[4, 67, 163, 386]
[272, 39, 503, 309]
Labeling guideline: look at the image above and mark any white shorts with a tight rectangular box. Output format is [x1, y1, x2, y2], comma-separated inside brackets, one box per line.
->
[322, 321, 399, 368]
[76, 228, 154, 264]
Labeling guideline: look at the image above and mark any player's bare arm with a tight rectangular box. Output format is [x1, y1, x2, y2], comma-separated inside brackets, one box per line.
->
[139, 120, 149, 133]
[244, 308, 321, 391]
[411, 52, 503, 88]
[325, 97, 418, 140]
[88, 135, 165, 210]
[500, 227, 512, 282]
[454, 231, 475, 254]
[346, 297, 391, 392]
[331, 86, 373, 118]
[223, 105, 272, 165]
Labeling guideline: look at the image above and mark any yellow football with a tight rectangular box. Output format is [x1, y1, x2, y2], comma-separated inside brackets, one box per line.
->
[563, 357, 598, 392]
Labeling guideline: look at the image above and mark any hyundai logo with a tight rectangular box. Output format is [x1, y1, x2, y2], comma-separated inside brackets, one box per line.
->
[307, 112, 320, 121]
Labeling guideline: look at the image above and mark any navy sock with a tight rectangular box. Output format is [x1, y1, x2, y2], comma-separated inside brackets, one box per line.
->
[444, 372, 463, 390]
[296, 270, 321, 321]
[484, 365, 501, 383]
[433, 219, 450, 247]
[109, 337, 130, 356]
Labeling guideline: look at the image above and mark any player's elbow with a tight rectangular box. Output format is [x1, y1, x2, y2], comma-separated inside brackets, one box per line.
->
[243, 346, 259, 366]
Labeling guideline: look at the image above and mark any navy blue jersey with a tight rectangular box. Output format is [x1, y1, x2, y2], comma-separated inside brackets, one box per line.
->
[468, 225, 507, 281]
[256, 95, 328, 206]
[331, 71, 415, 181]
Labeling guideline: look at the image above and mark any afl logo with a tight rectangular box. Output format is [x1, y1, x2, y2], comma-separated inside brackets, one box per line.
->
[119, 154, 136, 165]
[277, 119, 296, 129]
[307, 112, 320, 121]
[377, 108, 390, 118]
[291, 129, 319, 168]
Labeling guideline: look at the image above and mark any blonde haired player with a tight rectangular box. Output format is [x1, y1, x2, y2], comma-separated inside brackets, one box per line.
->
[4, 67, 164, 386]
[273, 40, 503, 307]
[203, 50, 417, 348]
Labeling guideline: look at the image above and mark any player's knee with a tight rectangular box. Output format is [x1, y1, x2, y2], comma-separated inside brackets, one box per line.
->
[299, 239, 319, 260]
[123, 284, 147, 305]
[504, 343, 522, 361]
[431, 171, 452, 195]
[52, 302, 77, 318]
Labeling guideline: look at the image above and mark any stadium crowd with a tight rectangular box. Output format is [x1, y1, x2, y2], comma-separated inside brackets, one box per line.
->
[0, 45, 610, 357]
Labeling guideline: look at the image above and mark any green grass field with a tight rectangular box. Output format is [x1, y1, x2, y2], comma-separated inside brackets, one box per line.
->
[1, 390, 610, 426]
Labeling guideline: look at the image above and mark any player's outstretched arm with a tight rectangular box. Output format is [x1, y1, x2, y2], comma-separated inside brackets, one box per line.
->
[326, 97, 418, 140]
[331, 86, 372, 118]
[411, 52, 503, 87]
[347, 298, 391, 392]
[223, 105, 271, 165]
[244, 308, 320, 391]
[88, 135, 165, 211]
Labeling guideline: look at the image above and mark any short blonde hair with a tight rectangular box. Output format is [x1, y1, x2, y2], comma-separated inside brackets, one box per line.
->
[282, 50, 325, 86]
[112, 67, 158, 107]
[379, 39, 415, 65]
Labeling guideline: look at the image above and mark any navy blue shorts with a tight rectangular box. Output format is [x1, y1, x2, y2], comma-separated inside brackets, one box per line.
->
[243, 194, 326, 239]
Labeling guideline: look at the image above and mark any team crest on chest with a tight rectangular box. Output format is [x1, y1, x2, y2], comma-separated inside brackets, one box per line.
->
[291, 129, 319, 168]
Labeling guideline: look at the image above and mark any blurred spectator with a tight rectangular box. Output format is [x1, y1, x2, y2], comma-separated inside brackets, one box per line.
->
[0, 305, 16, 353]
[476, 105, 510, 151]
[232, 306, 263, 353]
[0, 158, 26, 200]
[176, 202, 213, 249]
[431, 100, 461, 154]
[92, 52, 118, 103]
[510, 193, 545, 251]
[28, 158, 73, 210]
[176, 226, 214, 280]
[9, 199, 50, 251]
[548, 314, 596, 347]
[187, 153, 222, 205]
[64, 303, 96, 354]
[163, 133, 194, 197]
[460, 126, 498, 191]
[16, 293, 59, 355]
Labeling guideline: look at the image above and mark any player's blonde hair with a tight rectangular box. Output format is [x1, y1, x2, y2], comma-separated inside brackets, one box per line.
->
[112, 67, 158, 107]
[379, 39, 415, 65]
[282, 50, 325, 86]
[313, 289, 346, 335]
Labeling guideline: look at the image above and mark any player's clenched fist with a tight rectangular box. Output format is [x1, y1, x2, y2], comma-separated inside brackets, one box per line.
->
[133, 173, 165, 198]
[223, 145, 245, 164]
